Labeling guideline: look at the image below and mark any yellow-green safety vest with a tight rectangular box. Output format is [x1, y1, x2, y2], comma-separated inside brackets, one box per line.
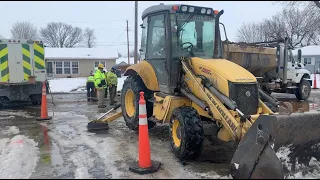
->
[94, 70, 107, 89]
[87, 76, 95, 83]
[106, 71, 118, 85]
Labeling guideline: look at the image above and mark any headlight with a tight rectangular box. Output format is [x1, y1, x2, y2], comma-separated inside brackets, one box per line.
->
[201, 8, 206, 14]
[189, 7, 194, 13]
[207, 9, 212, 14]
[181, 6, 188, 12]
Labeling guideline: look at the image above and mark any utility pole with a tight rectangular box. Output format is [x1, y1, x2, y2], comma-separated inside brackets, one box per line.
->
[134, 1, 138, 64]
[126, 20, 130, 65]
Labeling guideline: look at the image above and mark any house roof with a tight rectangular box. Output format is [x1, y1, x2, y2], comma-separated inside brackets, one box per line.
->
[292, 45, 320, 56]
[118, 61, 129, 65]
[116, 57, 134, 64]
[45, 47, 119, 60]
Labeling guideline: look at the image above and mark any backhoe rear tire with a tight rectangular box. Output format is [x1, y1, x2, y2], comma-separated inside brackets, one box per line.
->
[121, 75, 156, 131]
[169, 106, 204, 161]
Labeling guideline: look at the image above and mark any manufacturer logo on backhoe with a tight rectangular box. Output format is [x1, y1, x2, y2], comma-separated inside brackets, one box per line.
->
[206, 91, 237, 134]
[199, 66, 212, 75]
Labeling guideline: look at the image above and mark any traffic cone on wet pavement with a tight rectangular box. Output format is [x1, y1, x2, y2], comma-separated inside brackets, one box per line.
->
[313, 74, 318, 89]
[36, 81, 52, 121]
[129, 91, 161, 174]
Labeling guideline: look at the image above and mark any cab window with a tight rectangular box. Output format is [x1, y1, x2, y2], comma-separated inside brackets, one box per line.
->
[146, 13, 166, 59]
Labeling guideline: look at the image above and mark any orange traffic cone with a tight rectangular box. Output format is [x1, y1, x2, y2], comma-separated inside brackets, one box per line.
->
[36, 81, 52, 121]
[313, 74, 318, 89]
[129, 91, 161, 174]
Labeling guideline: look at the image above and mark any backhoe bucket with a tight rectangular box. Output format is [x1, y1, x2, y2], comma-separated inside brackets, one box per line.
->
[230, 112, 320, 179]
[271, 112, 320, 175]
[230, 115, 284, 179]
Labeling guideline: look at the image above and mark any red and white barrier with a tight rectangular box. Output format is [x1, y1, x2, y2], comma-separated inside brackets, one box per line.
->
[310, 74, 320, 89]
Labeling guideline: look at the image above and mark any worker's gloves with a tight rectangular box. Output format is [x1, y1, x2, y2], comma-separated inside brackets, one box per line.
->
[101, 80, 106, 85]
[98, 84, 103, 87]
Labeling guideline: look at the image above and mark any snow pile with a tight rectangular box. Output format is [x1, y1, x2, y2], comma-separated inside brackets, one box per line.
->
[276, 145, 293, 171]
[48, 77, 87, 93]
[276, 145, 320, 179]
[2, 126, 19, 135]
[0, 135, 39, 179]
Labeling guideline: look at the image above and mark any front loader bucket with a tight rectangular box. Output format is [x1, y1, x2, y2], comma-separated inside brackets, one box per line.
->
[231, 112, 320, 179]
[271, 112, 320, 175]
[230, 115, 284, 179]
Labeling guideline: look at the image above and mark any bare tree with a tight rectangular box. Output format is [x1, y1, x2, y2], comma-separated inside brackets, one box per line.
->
[237, 21, 270, 43]
[237, 6, 320, 48]
[277, 1, 320, 9]
[83, 28, 96, 48]
[11, 21, 38, 40]
[40, 22, 83, 48]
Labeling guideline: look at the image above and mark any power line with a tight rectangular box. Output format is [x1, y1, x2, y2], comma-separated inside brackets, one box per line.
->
[111, 30, 126, 44]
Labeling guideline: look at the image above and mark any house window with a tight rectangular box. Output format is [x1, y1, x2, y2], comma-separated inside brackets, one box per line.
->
[94, 61, 106, 68]
[304, 57, 312, 65]
[55, 62, 63, 74]
[46, 62, 53, 73]
[55, 61, 79, 74]
[64, 62, 71, 74]
[72, 62, 79, 74]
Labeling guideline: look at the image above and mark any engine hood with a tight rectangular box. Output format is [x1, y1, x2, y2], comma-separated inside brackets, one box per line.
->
[190, 57, 257, 83]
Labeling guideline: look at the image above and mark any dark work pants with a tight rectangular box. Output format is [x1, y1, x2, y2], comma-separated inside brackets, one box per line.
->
[109, 85, 117, 105]
[86, 82, 95, 101]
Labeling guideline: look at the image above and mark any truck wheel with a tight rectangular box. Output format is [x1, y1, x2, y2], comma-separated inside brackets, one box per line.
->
[169, 106, 204, 161]
[121, 75, 156, 131]
[295, 79, 311, 100]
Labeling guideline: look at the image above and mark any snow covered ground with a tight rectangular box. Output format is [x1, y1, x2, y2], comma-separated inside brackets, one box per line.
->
[48, 76, 127, 94]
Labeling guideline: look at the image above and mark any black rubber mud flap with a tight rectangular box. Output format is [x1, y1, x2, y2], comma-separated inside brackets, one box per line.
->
[230, 115, 284, 179]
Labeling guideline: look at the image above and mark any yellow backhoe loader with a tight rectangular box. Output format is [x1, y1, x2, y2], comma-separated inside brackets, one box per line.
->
[95, 4, 320, 178]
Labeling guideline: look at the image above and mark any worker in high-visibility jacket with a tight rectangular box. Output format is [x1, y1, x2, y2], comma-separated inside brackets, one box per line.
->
[86, 72, 95, 102]
[94, 63, 107, 108]
[106, 66, 118, 106]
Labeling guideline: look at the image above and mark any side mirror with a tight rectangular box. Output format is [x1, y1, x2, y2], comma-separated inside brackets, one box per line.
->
[219, 22, 229, 59]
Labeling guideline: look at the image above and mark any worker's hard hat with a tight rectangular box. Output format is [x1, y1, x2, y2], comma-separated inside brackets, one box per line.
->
[98, 63, 104, 68]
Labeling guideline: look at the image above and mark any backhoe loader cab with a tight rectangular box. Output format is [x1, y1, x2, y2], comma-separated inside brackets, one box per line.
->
[138, 4, 224, 94]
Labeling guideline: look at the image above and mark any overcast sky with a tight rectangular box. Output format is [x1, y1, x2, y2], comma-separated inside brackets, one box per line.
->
[0, 1, 284, 54]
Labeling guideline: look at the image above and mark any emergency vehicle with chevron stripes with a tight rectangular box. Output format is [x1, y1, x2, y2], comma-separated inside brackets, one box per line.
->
[0, 39, 46, 107]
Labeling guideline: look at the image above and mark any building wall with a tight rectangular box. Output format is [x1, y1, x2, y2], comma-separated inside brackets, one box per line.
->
[300, 55, 320, 74]
[46, 58, 116, 78]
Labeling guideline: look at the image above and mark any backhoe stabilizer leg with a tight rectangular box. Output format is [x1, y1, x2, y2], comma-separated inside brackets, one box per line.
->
[230, 115, 284, 179]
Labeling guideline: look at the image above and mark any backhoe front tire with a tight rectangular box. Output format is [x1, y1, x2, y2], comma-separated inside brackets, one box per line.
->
[169, 106, 204, 161]
[121, 75, 156, 131]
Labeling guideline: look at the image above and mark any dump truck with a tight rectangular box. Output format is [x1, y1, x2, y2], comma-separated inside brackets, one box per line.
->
[223, 40, 312, 100]
[0, 39, 47, 107]
[91, 3, 320, 178]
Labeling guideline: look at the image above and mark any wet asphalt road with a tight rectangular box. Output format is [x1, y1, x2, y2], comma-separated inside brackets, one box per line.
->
[0, 90, 319, 179]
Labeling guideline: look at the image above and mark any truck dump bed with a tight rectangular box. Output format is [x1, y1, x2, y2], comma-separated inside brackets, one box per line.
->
[223, 43, 277, 77]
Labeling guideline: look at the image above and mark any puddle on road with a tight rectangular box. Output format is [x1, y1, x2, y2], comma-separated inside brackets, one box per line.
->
[277, 99, 319, 113]
[0, 110, 67, 178]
